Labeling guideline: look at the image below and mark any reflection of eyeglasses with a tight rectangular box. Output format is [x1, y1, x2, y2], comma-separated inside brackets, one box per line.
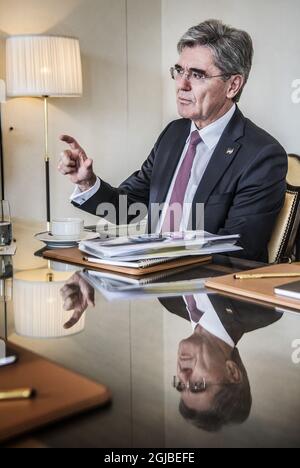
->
[173, 376, 206, 393]
[170, 65, 231, 84]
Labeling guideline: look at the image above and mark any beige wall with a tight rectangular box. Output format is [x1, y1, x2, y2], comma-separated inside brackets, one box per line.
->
[162, 0, 300, 153]
[0, 0, 162, 224]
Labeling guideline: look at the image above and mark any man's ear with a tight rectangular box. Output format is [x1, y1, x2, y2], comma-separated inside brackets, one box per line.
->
[225, 360, 243, 384]
[226, 75, 244, 100]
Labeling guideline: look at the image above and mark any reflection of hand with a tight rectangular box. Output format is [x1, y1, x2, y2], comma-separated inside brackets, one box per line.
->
[60, 272, 95, 329]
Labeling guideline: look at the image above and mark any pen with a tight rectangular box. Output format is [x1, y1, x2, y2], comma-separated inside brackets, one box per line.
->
[0, 388, 36, 401]
[234, 272, 300, 280]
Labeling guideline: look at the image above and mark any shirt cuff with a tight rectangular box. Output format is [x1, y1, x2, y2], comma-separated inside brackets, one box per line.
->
[70, 177, 101, 205]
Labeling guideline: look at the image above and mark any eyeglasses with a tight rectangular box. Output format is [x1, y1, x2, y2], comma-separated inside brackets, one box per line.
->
[173, 376, 207, 393]
[170, 65, 230, 84]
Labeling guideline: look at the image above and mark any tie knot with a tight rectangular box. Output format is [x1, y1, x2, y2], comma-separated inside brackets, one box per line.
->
[189, 130, 201, 148]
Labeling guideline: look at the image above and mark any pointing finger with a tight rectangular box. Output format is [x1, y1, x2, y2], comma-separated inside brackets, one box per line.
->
[64, 309, 84, 329]
[60, 135, 80, 148]
[60, 135, 88, 162]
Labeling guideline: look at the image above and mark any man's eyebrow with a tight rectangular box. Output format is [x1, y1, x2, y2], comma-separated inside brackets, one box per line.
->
[190, 67, 206, 74]
[175, 64, 206, 74]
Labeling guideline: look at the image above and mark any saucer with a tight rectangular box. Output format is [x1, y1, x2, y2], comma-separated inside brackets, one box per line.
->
[35, 231, 99, 249]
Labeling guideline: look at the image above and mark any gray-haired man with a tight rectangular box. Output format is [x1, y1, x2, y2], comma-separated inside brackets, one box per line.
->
[59, 19, 287, 262]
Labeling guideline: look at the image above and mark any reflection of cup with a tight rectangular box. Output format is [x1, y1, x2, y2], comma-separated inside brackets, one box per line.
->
[51, 218, 83, 239]
[0, 201, 12, 246]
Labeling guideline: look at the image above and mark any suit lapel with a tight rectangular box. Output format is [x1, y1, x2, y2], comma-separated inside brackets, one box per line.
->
[193, 107, 245, 205]
[159, 297, 190, 320]
[151, 120, 191, 204]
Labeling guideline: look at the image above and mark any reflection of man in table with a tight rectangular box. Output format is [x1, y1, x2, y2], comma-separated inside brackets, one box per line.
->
[160, 294, 282, 432]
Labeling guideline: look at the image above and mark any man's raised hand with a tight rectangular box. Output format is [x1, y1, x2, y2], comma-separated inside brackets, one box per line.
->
[58, 135, 97, 191]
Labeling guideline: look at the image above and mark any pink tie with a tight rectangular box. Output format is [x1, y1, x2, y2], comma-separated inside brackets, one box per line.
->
[161, 130, 201, 233]
[185, 295, 204, 323]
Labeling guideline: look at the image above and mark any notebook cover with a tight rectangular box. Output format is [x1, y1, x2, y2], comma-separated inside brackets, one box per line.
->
[43, 247, 211, 277]
[0, 343, 111, 443]
[205, 263, 300, 311]
[274, 280, 300, 298]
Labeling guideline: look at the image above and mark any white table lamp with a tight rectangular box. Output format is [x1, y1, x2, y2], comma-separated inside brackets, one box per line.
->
[6, 35, 83, 229]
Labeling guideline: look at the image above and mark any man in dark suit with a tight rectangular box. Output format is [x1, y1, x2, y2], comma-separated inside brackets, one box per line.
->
[58, 19, 287, 262]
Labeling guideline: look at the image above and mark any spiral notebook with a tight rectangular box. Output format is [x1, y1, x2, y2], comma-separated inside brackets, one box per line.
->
[82, 255, 198, 269]
[43, 247, 211, 277]
[81, 261, 205, 287]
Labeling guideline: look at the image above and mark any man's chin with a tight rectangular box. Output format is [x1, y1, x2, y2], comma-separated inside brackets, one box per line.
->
[177, 104, 197, 121]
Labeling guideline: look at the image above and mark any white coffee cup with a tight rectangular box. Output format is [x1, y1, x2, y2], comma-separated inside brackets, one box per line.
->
[51, 218, 84, 239]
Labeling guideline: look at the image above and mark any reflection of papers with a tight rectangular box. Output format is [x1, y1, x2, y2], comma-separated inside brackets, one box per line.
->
[82, 271, 209, 301]
[275, 306, 300, 316]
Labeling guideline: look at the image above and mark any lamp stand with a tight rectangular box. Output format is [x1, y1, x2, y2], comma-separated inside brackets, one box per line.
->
[43, 96, 51, 231]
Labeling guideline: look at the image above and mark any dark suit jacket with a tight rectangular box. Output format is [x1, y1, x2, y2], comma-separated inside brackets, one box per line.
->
[159, 295, 283, 346]
[73, 107, 287, 262]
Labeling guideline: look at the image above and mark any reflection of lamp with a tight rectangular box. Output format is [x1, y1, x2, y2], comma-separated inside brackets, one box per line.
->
[6, 35, 83, 230]
[13, 269, 85, 338]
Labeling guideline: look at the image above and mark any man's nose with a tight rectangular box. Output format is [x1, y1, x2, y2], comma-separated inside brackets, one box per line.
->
[178, 367, 193, 382]
[178, 74, 192, 90]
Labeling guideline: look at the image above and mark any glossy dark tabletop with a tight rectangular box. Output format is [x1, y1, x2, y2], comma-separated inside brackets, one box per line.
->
[1, 221, 300, 448]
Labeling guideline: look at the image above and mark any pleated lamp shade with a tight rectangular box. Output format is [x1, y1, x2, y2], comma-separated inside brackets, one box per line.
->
[6, 35, 82, 97]
[13, 269, 86, 339]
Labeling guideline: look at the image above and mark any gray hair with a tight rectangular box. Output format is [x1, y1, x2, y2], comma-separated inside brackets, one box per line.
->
[177, 19, 254, 102]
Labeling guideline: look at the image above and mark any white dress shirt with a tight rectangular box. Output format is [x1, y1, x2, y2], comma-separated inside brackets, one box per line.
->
[71, 176, 101, 205]
[184, 294, 235, 348]
[70, 105, 236, 230]
[157, 104, 236, 232]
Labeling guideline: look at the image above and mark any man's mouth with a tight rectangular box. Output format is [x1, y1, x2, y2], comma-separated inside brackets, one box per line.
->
[178, 360, 194, 369]
[178, 352, 194, 362]
[178, 97, 193, 104]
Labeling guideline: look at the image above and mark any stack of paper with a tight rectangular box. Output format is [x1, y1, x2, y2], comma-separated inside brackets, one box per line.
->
[81, 270, 209, 302]
[78, 232, 242, 300]
[79, 231, 242, 263]
[78, 231, 242, 294]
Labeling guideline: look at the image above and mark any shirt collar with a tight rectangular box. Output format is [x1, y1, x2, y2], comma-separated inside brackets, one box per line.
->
[192, 294, 235, 348]
[189, 104, 236, 150]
